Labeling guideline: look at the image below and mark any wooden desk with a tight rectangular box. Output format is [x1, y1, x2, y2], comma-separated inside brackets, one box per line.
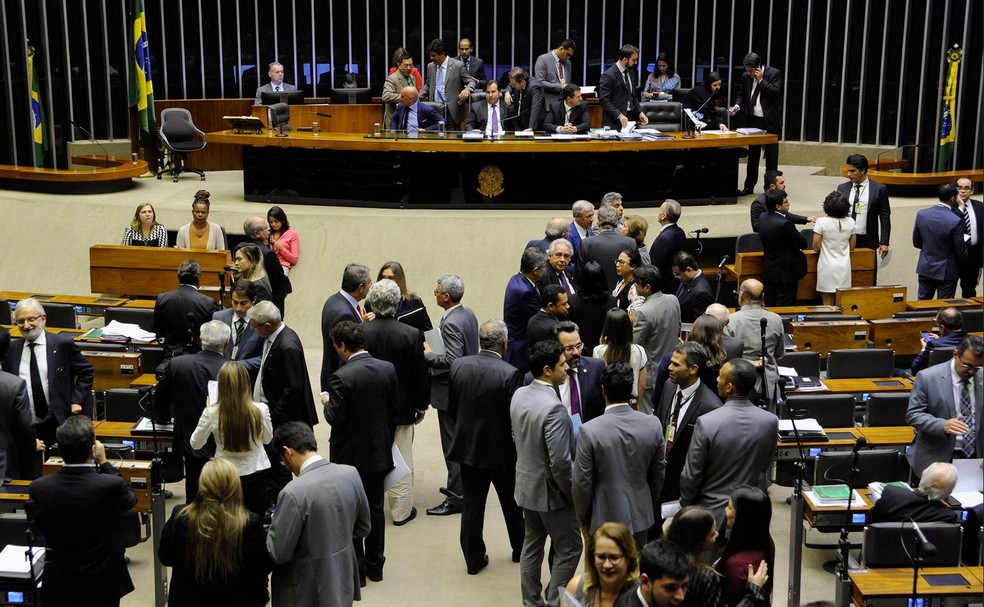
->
[790, 320, 871, 357]
[724, 250, 876, 303]
[850, 566, 984, 607]
[868, 318, 939, 356]
[804, 488, 875, 532]
[813, 377, 914, 394]
[130, 373, 158, 388]
[0, 155, 149, 194]
[42, 456, 152, 513]
[119, 299, 157, 309]
[82, 350, 143, 391]
[905, 298, 981, 311]
[836, 285, 908, 319]
[0, 480, 31, 511]
[89, 244, 230, 299]
[858, 426, 915, 446]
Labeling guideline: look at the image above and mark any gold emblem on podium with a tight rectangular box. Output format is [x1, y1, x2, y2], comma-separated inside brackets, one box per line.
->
[476, 166, 504, 201]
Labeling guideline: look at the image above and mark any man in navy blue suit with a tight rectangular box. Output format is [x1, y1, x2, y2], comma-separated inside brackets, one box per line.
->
[567, 200, 596, 271]
[649, 200, 688, 295]
[913, 183, 968, 299]
[390, 86, 442, 132]
[503, 248, 547, 374]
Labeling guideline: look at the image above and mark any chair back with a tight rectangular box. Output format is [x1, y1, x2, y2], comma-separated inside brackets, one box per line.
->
[136, 345, 167, 377]
[103, 388, 148, 423]
[814, 448, 903, 488]
[928, 347, 955, 368]
[0, 301, 10, 325]
[736, 233, 763, 254]
[639, 101, 682, 131]
[105, 307, 155, 332]
[778, 351, 821, 378]
[160, 108, 200, 143]
[862, 522, 962, 567]
[42, 303, 78, 329]
[864, 393, 910, 427]
[786, 394, 856, 428]
[827, 348, 894, 378]
[962, 308, 983, 332]
[266, 103, 291, 129]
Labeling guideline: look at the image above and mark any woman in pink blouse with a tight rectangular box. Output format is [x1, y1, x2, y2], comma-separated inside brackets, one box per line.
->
[267, 206, 299, 275]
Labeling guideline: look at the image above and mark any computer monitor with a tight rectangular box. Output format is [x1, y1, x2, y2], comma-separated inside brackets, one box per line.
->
[259, 90, 306, 105]
[330, 88, 372, 104]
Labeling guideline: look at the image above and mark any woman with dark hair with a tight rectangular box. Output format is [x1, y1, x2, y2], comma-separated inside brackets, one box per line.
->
[644, 53, 680, 100]
[682, 71, 729, 131]
[666, 505, 769, 607]
[159, 458, 272, 607]
[365, 261, 433, 333]
[176, 190, 226, 249]
[594, 308, 648, 403]
[267, 206, 300, 275]
[233, 243, 272, 303]
[717, 487, 775, 607]
[565, 521, 640, 607]
[612, 248, 644, 312]
[652, 314, 730, 400]
[568, 261, 617, 353]
[813, 190, 856, 305]
[122, 202, 168, 247]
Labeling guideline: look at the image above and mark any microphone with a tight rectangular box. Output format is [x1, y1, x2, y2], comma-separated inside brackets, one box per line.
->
[717, 255, 730, 269]
[760, 317, 768, 331]
[316, 112, 332, 118]
[223, 264, 237, 272]
[69, 120, 110, 167]
[851, 436, 868, 457]
[690, 227, 709, 234]
[909, 520, 938, 557]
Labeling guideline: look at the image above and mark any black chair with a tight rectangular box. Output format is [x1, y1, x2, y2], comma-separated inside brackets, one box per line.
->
[893, 310, 937, 319]
[800, 228, 815, 246]
[865, 393, 911, 427]
[103, 388, 148, 423]
[41, 302, 78, 329]
[963, 307, 983, 332]
[862, 522, 963, 567]
[79, 342, 127, 353]
[266, 102, 292, 134]
[786, 394, 856, 428]
[0, 300, 10, 325]
[157, 108, 206, 182]
[928, 347, 955, 367]
[105, 307, 155, 332]
[135, 345, 167, 376]
[778, 351, 821, 378]
[638, 101, 683, 132]
[814, 448, 904, 488]
[735, 233, 763, 254]
[801, 314, 863, 322]
[826, 348, 895, 378]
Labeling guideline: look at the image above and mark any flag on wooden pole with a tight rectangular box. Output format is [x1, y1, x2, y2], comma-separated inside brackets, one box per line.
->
[937, 45, 962, 172]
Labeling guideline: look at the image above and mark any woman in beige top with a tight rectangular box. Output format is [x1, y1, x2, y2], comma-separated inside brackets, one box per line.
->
[176, 190, 226, 250]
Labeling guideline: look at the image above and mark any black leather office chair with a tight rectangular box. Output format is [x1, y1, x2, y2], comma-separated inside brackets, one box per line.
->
[0, 301, 10, 325]
[103, 388, 148, 423]
[135, 345, 167, 377]
[157, 108, 206, 182]
[778, 351, 821, 378]
[266, 102, 292, 135]
[862, 522, 962, 567]
[735, 233, 763, 254]
[814, 448, 904, 488]
[638, 101, 683, 132]
[892, 310, 937, 319]
[826, 348, 895, 378]
[786, 394, 856, 428]
[928, 347, 955, 367]
[104, 308, 155, 332]
[865, 393, 910, 427]
[962, 307, 983, 332]
[41, 303, 78, 329]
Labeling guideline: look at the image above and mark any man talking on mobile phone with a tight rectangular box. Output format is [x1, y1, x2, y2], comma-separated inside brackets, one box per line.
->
[729, 52, 783, 197]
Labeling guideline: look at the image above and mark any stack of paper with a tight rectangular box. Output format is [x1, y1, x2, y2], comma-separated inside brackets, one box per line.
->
[778, 418, 827, 441]
[805, 486, 864, 507]
[868, 481, 911, 502]
[0, 545, 44, 579]
[100, 320, 156, 343]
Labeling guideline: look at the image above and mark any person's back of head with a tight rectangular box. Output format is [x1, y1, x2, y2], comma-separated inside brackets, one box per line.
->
[596, 205, 618, 229]
[918, 462, 958, 501]
[765, 188, 787, 212]
[600, 361, 634, 404]
[723, 358, 757, 398]
[57, 415, 96, 464]
[180, 458, 248, 583]
[479, 320, 508, 352]
[936, 307, 963, 334]
[739, 279, 765, 305]
[273, 421, 318, 454]
[341, 262, 370, 294]
[661, 199, 682, 224]
[719, 486, 772, 569]
[577, 261, 609, 299]
[436, 274, 466, 303]
[666, 505, 717, 561]
[633, 264, 662, 294]
[938, 182, 958, 203]
[367, 279, 401, 319]
[200, 319, 232, 353]
[331, 320, 365, 352]
[177, 259, 202, 286]
[248, 300, 282, 327]
[520, 247, 549, 275]
[529, 339, 565, 382]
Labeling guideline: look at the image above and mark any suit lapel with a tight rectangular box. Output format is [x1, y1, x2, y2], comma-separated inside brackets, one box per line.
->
[45, 332, 58, 386]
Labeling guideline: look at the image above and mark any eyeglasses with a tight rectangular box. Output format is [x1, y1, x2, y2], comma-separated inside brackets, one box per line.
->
[459, 47, 471, 51]
[15, 315, 43, 325]
[433, 290, 446, 296]
[615, 259, 630, 265]
[595, 552, 624, 564]
[563, 342, 584, 353]
[956, 357, 983, 371]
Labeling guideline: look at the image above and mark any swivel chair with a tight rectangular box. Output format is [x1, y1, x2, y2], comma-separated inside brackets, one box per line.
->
[157, 108, 206, 182]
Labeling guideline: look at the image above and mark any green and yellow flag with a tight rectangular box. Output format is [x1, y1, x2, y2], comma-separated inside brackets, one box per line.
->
[937, 46, 961, 172]
[28, 46, 47, 167]
[128, 0, 155, 133]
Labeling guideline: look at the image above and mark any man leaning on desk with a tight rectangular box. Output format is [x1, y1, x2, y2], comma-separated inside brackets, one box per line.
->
[254, 61, 297, 105]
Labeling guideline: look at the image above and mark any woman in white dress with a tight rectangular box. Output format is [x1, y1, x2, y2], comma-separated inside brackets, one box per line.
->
[593, 307, 648, 406]
[813, 191, 856, 305]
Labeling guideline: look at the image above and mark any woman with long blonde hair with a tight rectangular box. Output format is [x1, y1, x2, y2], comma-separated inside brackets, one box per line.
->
[232, 243, 272, 303]
[190, 362, 272, 516]
[159, 458, 272, 606]
[122, 202, 168, 247]
[565, 522, 640, 607]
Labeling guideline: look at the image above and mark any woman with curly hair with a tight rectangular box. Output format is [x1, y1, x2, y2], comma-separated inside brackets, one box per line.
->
[176, 190, 226, 249]
[565, 521, 640, 607]
[813, 190, 856, 305]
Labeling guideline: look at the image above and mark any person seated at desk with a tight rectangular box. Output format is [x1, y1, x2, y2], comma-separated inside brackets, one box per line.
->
[466, 80, 508, 135]
[390, 86, 442, 133]
[233, 243, 273, 304]
[544, 84, 591, 134]
[682, 71, 729, 131]
[122, 202, 168, 247]
[253, 61, 297, 105]
[869, 461, 960, 524]
[176, 190, 226, 250]
[909, 307, 967, 375]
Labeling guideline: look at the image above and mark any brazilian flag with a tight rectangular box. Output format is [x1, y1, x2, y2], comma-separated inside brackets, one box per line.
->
[937, 46, 961, 172]
[128, 0, 155, 133]
[28, 47, 47, 167]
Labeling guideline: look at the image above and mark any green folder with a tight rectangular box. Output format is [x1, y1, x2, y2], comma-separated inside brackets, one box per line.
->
[813, 484, 851, 499]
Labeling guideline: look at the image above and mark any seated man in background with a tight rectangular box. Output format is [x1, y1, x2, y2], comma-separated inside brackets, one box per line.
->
[253, 61, 297, 105]
[543, 84, 591, 134]
[869, 461, 959, 524]
[466, 80, 507, 135]
[909, 307, 966, 375]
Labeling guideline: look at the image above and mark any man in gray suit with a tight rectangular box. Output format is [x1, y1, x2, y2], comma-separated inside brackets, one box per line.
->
[267, 422, 370, 607]
[906, 335, 984, 477]
[579, 204, 638, 290]
[382, 51, 417, 130]
[574, 362, 665, 548]
[679, 359, 778, 532]
[421, 38, 477, 127]
[632, 265, 682, 415]
[724, 279, 785, 404]
[424, 274, 479, 516]
[534, 38, 576, 106]
[212, 278, 263, 373]
[253, 61, 298, 105]
[511, 340, 582, 607]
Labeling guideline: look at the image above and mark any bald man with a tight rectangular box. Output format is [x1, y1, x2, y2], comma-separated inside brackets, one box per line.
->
[722, 280, 785, 403]
[390, 86, 442, 133]
[526, 217, 571, 252]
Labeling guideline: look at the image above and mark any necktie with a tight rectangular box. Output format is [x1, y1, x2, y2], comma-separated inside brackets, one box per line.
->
[959, 380, 976, 457]
[491, 104, 499, 136]
[234, 319, 245, 345]
[622, 69, 631, 91]
[962, 207, 972, 236]
[676, 282, 686, 299]
[665, 391, 684, 451]
[568, 370, 581, 416]
[275, 85, 281, 93]
[564, 107, 571, 126]
[28, 343, 49, 420]
[558, 61, 565, 82]
[436, 65, 445, 103]
[750, 79, 760, 109]
[560, 272, 572, 295]
[407, 105, 418, 134]
[402, 108, 409, 132]
[851, 184, 862, 221]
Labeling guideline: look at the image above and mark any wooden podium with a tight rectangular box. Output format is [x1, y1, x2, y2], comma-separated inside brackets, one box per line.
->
[836, 285, 908, 319]
[89, 245, 231, 300]
[868, 317, 939, 356]
[725, 249, 876, 302]
[790, 320, 871, 357]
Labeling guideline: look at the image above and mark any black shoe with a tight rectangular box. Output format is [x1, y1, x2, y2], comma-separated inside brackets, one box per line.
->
[393, 507, 417, 526]
[439, 486, 461, 499]
[360, 575, 367, 588]
[368, 570, 384, 582]
[426, 500, 462, 516]
[738, 187, 754, 196]
[467, 555, 489, 575]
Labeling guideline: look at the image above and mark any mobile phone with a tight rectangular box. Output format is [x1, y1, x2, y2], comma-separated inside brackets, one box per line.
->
[921, 332, 932, 341]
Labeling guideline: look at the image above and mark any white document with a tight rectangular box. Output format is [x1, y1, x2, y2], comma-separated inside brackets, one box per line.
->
[0, 545, 44, 579]
[207, 380, 219, 406]
[953, 458, 983, 492]
[700, 129, 736, 135]
[383, 443, 411, 492]
[620, 121, 636, 134]
[579, 86, 596, 96]
[423, 328, 446, 357]
[951, 491, 984, 509]
[683, 109, 707, 130]
[778, 365, 799, 377]
[661, 500, 682, 519]
[101, 320, 157, 342]
[778, 418, 824, 433]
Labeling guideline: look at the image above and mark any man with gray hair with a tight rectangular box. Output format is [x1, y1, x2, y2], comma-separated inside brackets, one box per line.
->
[649, 199, 687, 294]
[578, 204, 637, 290]
[568, 200, 596, 266]
[153, 258, 220, 357]
[244, 216, 292, 316]
[447, 320, 525, 573]
[526, 217, 571, 253]
[321, 262, 372, 389]
[869, 462, 960, 523]
[154, 319, 230, 501]
[540, 239, 577, 295]
[363, 279, 430, 526]
[601, 191, 624, 225]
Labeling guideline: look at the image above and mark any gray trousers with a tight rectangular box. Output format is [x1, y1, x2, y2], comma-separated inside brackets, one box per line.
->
[437, 408, 463, 501]
[520, 504, 583, 607]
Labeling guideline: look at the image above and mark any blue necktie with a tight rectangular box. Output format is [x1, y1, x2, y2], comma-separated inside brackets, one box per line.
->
[436, 65, 445, 103]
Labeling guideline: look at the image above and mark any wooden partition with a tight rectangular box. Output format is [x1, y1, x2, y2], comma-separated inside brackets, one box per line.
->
[789, 320, 871, 357]
[89, 245, 230, 299]
[835, 285, 907, 319]
[868, 317, 938, 355]
[726, 249, 876, 302]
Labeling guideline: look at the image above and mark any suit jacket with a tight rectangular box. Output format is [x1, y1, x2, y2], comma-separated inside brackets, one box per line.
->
[725, 304, 785, 393]
[213, 307, 262, 371]
[679, 398, 779, 529]
[325, 352, 398, 474]
[735, 66, 783, 133]
[153, 284, 220, 356]
[457, 55, 486, 86]
[421, 57, 476, 125]
[320, 291, 361, 390]
[260, 326, 318, 427]
[721, 334, 746, 361]
[363, 317, 430, 426]
[579, 229, 639, 291]
[390, 100, 443, 132]
[253, 81, 298, 105]
[913, 204, 968, 281]
[654, 380, 721, 502]
[425, 305, 479, 410]
[527, 310, 562, 349]
[573, 404, 666, 534]
[567, 222, 594, 269]
[525, 357, 606, 423]
[447, 351, 523, 472]
[29, 463, 137, 604]
[466, 100, 508, 132]
[506, 76, 547, 131]
[267, 458, 371, 607]
[154, 349, 226, 458]
[869, 485, 960, 524]
[540, 264, 578, 294]
[759, 211, 808, 284]
[543, 100, 591, 133]
[598, 63, 641, 129]
[381, 69, 416, 130]
[503, 274, 543, 372]
[633, 293, 682, 393]
[0, 372, 35, 481]
[511, 381, 574, 512]
[534, 51, 573, 105]
[677, 272, 714, 324]
[957, 198, 983, 269]
[837, 179, 892, 247]
[750, 195, 809, 232]
[910, 330, 966, 375]
[2, 331, 94, 424]
[650, 224, 688, 294]
[906, 360, 984, 476]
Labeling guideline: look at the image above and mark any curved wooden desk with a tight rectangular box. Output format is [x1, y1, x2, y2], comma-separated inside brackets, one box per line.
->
[0, 155, 148, 194]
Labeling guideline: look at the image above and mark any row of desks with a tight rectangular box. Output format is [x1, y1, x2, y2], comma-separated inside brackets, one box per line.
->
[0, 290, 157, 314]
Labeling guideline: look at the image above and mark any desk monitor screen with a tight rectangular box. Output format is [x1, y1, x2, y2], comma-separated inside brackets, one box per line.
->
[330, 88, 372, 104]
[921, 573, 968, 587]
[872, 380, 904, 387]
[6, 591, 24, 603]
[260, 90, 306, 105]
[851, 513, 866, 524]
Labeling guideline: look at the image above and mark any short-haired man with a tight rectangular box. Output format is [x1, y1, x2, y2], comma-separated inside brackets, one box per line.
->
[503, 66, 547, 131]
[649, 199, 687, 294]
[955, 178, 983, 296]
[456, 38, 486, 86]
[535, 38, 576, 105]
[543, 84, 591, 133]
[598, 44, 649, 130]
[390, 85, 443, 132]
[321, 262, 371, 388]
[728, 52, 783, 196]
[579, 204, 638, 290]
[421, 38, 476, 126]
[243, 216, 292, 315]
[568, 200, 597, 264]
[447, 320, 525, 574]
[574, 362, 665, 548]
[382, 52, 417, 129]
[671, 251, 713, 323]
[555, 321, 606, 426]
[254, 61, 298, 105]
[632, 265, 682, 415]
[910, 307, 966, 375]
[213, 278, 263, 371]
[504, 248, 548, 373]
[267, 422, 370, 607]
[913, 183, 968, 300]
[724, 280, 785, 402]
[466, 80, 507, 135]
[758, 188, 808, 306]
[0, 327, 35, 482]
[527, 217, 571, 252]
[511, 340, 582, 607]
[869, 462, 961, 524]
[153, 259, 221, 356]
[749, 170, 815, 232]
[837, 154, 891, 259]
[29, 415, 137, 607]
[619, 540, 692, 607]
[679, 358, 779, 531]
[527, 284, 570, 348]
[540, 238, 578, 295]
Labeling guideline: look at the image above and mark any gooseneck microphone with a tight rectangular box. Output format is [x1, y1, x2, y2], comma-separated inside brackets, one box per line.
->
[690, 227, 710, 234]
[69, 119, 110, 167]
[717, 255, 730, 269]
[909, 519, 937, 557]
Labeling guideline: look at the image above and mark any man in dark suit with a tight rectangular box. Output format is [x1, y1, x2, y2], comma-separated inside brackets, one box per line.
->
[910, 307, 967, 375]
[837, 154, 892, 259]
[556, 321, 606, 425]
[321, 263, 370, 390]
[447, 320, 525, 574]
[363, 280, 429, 527]
[503, 248, 547, 373]
[598, 44, 649, 130]
[154, 320, 229, 501]
[729, 52, 783, 195]
[3, 298, 94, 472]
[503, 66, 547, 131]
[579, 204, 637, 290]
[390, 85, 443, 132]
[543, 84, 591, 133]
[253, 61, 298, 105]
[540, 239, 578, 296]
[527, 284, 569, 348]
[955, 178, 983, 296]
[243, 216, 292, 317]
[465, 80, 508, 135]
[913, 183, 968, 299]
[869, 462, 960, 524]
[425, 274, 480, 516]
[421, 38, 476, 126]
[326, 320, 399, 584]
[152, 259, 220, 356]
[568, 200, 596, 269]
[526, 217, 570, 253]
[750, 170, 815, 232]
[456, 38, 486, 87]
[0, 328, 36, 482]
[758, 189, 808, 306]
[212, 278, 263, 373]
[649, 200, 688, 295]
[28, 415, 137, 607]
[671, 251, 713, 324]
